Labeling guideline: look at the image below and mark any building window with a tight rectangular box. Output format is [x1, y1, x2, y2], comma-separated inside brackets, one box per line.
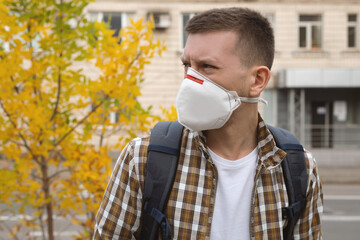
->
[88, 12, 135, 37]
[181, 13, 196, 49]
[109, 111, 120, 124]
[347, 14, 358, 48]
[298, 15, 322, 50]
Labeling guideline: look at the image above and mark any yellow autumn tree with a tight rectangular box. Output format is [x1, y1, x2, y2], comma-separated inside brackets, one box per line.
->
[0, 0, 166, 239]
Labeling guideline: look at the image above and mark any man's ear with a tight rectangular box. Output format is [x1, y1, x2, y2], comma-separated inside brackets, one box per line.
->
[249, 66, 271, 97]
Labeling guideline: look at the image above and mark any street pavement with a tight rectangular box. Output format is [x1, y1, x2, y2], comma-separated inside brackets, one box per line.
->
[322, 184, 360, 240]
[319, 166, 360, 184]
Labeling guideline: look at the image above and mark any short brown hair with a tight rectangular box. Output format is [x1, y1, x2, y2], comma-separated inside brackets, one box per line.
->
[185, 8, 274, 69]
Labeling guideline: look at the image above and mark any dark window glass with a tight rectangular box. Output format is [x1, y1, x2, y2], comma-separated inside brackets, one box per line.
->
[348, 26, 356, 47]
[299, 26, 307, 48]
[299, 15, 321, 22]
[182, 14, 191, 48]
[348, 14, 357, 22]
[104, 13, 122, 37]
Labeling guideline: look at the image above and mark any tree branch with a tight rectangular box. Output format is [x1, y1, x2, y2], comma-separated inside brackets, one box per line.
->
[98, 114, 109, 147]
[126, 51, 141, 72]
[48, 168, 70, 182]
[30, 171, 42, 181]
[0, 100, 40, 165]
[9, 76, 31, 129]
[8, 139, 26, 147]
[53, 99, 105, 147]
[10, 76, 20, 94]
[50, 4, 64, 123]
[50, 70, 61, 122]
[26, 19, 42, 102]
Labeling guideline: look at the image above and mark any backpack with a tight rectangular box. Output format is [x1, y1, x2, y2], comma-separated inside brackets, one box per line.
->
[141, 121, 307, 240]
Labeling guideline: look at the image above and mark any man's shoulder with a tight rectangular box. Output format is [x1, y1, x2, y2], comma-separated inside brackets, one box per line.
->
[115, 134, 151, 169]
[302, 148, 315, 165]
[128, 134, 150, 148]
[302, 148, 322, 193]
[123, 126, 195, 158]
[303, 148, 319, 173]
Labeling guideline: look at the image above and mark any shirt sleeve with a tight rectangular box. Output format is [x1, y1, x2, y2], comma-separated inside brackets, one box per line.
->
[293, 150, 324, 240]
[93, 139, 144, 240]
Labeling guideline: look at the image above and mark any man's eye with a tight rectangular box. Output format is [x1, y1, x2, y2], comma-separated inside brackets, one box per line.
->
[204, 64, 215, 69]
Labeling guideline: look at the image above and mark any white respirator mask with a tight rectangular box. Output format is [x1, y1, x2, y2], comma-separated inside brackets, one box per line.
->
[175, 67, 267, 132]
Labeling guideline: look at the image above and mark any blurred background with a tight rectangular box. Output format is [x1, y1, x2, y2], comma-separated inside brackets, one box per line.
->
[1, 0, 359, 239]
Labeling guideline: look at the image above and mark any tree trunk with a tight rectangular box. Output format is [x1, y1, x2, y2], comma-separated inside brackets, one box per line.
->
[46, 200, 54, 240]
[41, 158, 54, 240]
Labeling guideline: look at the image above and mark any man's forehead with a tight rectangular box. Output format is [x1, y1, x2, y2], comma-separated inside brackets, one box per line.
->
[180, 53, 219, 65]
[184, 31, 238, 53]
[182, 35, 240, 65]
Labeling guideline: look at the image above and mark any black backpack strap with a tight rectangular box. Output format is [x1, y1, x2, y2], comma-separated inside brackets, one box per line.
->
[267, 125, 308, 240]
[141, 121, 184, 240]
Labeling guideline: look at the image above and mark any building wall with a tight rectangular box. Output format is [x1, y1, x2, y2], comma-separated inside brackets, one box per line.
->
[85, 0, 360, 165]
[86, 0, 360, 114]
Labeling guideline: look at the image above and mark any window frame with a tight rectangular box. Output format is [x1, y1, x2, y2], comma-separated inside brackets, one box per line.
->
[180, 12, 196, 50]
[87, 11, 135, 37]
[298, 14, 323, 50]
[347, 13, 358, 49]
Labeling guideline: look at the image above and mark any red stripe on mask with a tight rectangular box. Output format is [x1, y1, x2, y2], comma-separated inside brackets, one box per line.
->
[186, 74, 204, 84]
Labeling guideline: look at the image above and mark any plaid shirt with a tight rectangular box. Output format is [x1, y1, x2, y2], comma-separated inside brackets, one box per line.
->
[94, 117, 323, 239]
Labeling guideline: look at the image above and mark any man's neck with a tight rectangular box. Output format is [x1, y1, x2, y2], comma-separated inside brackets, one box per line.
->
[204, 106, 259, 160]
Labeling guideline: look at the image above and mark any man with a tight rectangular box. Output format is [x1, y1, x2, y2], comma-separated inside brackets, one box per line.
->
[94, 7, 323, 239]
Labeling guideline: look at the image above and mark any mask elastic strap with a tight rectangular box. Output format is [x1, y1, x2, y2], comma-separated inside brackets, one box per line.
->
[240, 97, 268, 105]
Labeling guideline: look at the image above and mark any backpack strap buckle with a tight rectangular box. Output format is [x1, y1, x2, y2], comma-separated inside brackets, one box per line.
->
[282, 201, 302, 220]
[150, 208, 172, 240]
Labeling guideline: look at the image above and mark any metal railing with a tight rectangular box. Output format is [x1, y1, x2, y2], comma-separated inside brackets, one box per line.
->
[304, 124, 360, 149]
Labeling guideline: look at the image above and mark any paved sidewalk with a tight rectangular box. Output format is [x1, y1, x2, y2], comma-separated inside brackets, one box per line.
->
[322, 183, 360, 195]
[318, 167, 360, 184]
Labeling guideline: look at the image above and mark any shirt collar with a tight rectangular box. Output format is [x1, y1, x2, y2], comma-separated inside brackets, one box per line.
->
[256, 115, 287, 169]
[187, 114, 287, 168]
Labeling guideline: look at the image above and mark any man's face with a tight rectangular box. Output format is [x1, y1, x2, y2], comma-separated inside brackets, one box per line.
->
[181, 31, 253, 97]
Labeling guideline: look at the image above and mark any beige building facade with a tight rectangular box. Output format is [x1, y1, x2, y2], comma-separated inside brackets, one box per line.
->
[86, 0, 360, 165]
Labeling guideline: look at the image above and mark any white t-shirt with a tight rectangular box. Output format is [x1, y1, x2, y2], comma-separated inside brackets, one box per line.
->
[208, 147, 258, 240]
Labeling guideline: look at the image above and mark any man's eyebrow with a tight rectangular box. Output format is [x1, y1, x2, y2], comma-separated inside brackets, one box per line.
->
[180, 55, 218, 63]
[194, 57, 219, 67]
